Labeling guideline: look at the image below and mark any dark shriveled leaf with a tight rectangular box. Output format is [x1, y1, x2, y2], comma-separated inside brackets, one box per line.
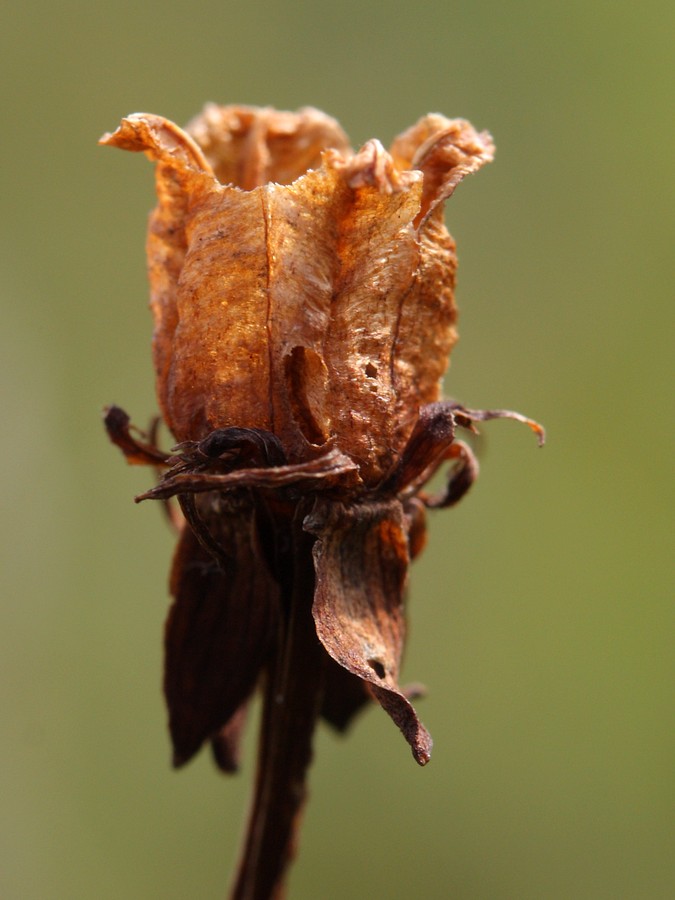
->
[103, 405, 171, 466]
[166, 513, 279, 767]
[136, 447, 360, 502]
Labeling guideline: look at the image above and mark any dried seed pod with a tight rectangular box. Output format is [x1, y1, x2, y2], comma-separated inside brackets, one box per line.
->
[101, 104, 543, 900]
[101, 108, 497, 481]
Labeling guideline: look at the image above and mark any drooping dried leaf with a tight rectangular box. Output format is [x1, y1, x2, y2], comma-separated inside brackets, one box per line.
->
[307, 498, 432, 764]
[320, 655, 370, 732]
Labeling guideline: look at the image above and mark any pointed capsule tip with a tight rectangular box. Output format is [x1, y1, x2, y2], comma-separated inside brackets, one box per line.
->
[413, 731, 433, 766]
[172, 748, 191, 769]
[415, 746, 432, 766]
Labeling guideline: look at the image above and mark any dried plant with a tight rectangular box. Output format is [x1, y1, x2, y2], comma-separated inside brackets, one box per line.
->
[101, 104, 543, 899]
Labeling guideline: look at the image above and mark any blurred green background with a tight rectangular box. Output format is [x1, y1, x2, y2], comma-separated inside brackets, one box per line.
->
[1, 1, 672, 897]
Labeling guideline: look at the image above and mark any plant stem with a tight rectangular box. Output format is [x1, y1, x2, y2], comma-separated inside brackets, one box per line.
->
[230, 516, 325, 900]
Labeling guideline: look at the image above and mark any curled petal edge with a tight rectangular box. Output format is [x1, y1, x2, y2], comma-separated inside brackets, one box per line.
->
[99, 113, 214, 177]
[389, 114, 494, 227]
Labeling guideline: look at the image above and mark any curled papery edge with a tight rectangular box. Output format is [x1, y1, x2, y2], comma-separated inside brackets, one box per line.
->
[185, 103, 352, 189]
[99, 113, 214, 176]
[388, 114, 495, 227]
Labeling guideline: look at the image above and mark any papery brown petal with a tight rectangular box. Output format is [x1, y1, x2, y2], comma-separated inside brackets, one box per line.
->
[389, 113, 451, 170]
[100, 113, 213, 172]
[162, 183, 278, 441]
[258, 142, 424, 478]
[390, 210, 458, 446]
[389, 114, 494, 225]
[100, 116, 216, 439]
[318, 144, 425, 481]
[388, 118, 495, 450]
[260, 164, 346, 457]
[186, 104, 351, 190]
[165, 511, 278, 767]
[306, 498, 432, 765]
[102, 114, 273, 442]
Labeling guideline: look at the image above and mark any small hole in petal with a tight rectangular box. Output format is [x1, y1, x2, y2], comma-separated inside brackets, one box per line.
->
[367, 658, 386, 679]
[365, 363, 377, 378]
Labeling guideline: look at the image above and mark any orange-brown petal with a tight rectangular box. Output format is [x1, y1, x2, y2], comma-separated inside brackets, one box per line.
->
[261, 145, 423, 475]
[186, 103, 351, 189]
[388, 117, 495, 452]
[101, 115, 274, 441]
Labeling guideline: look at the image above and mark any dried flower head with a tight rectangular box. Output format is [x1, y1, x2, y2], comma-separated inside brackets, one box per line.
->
[101, 104, 543, 898]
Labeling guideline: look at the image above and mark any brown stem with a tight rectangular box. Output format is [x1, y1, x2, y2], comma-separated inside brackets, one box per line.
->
[230, 512, 325, 900]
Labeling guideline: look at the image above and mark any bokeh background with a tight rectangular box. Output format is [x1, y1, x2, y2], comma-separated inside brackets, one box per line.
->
[1, 1, 672, 897]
